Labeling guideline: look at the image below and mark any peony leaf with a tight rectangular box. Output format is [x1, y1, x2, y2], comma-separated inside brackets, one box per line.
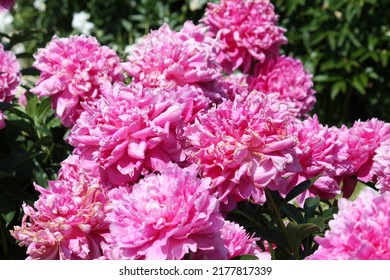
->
[286, 222, 321, 254]
[283, 179, 312, 203]
[282, 203, 305, 224]
[304, 196, 320, 220]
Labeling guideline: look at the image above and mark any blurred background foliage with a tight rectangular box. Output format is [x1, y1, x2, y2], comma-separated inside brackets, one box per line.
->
[1, 0, 389, 259]
[274, 0, 390, 126]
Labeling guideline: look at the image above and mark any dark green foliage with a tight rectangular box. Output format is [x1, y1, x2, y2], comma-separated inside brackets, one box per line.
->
[0, 95, 72, 259]
[274, 0, 390, 126]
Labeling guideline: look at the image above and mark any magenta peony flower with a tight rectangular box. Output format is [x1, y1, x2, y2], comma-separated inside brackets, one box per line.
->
[373, 139, 390, 193]
[307, 188, 390, 260]
[68, 82, 207, 187]
[0, 0, 15, 12]
[336, 118, 390, 197]
[123, 21, 223, 101]
[102, 163, 226, 260]
[221, 220, 270, 260]
[248, 55, 316, 117]
[0, 43, 21, 103]
[11, 179, 108, 259]
[185, 92, 301, 205]
[201, 0, 287, 73]
[286, 115, 348, 202]
[31, 35, 123, 127]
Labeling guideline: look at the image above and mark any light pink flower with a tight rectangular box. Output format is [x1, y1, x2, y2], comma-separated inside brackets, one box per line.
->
[221, 220, 270, 260]
[248, 56, 316, 117]
[11, 179, 108, 259]
[185, 92, 301, 205]
[287, 116, 348, 202]
[31, 35, 123, 127]
[0, 43, 21, 103]
[68, 82, 206, 187]
[307, 188, 390, 260]
[201, 0, 287, 73]
[102, 163, 226, 260]
[337, 119, 390, 197]
[123, 21, 223, 101]
[0, 0, 15, 12]
[373, 139, 390, 193]
[0, 110, 6, 129]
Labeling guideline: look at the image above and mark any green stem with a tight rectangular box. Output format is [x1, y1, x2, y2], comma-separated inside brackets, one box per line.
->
[265, 189, 300, 260]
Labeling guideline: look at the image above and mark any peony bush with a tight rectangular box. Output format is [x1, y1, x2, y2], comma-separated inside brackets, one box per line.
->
[1, 0, 389, 260]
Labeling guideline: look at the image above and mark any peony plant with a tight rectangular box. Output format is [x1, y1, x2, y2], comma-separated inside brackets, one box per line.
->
[1, 0, 389, 260]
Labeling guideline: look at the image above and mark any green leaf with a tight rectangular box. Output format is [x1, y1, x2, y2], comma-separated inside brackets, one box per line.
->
[351, 75, 366, 94]
[380, 50, 388, 67]
[307, 217, 325, 231]
[331, 80, 347, 100]
[304, 196, 320, 220]
[284, 178, 314, 203]
[282, 203, 305, 224]
[0, 195, 16, 227]
[321, 207, 338, 222]
[286, 222, 321, 253]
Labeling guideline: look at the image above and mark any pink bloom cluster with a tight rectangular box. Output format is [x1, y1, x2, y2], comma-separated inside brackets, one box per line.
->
[68, 82, 207, 187]
[373, 140, 390, 192]
[307, 188, 390, 260]
[337, 118, 390, 197]
[123, 21, 223, 101]
[287, 115, 347, 202]
[31, 35, 123, 127]
[201, 0, 287, 73]
[102, 163, 226, 260]
[11, 179, 108, 259]
[248, 56, 316, 117]
[12, 0, 390, 261]
[185, 92, 300, 205]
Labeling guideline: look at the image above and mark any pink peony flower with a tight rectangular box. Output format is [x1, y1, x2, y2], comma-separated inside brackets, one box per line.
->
[0, 43, 21, 103]
[221, 72, 249, 101]
[0, 110, 6, 129]
[123, 21, 223, 101]
[201, 0, 287, 73]
[11, 179, 109, 259]
[0, 0, 15, 12]
[31, 35, 123, 127]
[373, 139, 390, 193]
[58, 151, 102, 187]
[68, 82, 207, 187]
[248, 55, 316, 117]
[286, 115, 348, 203]
[307, 188, 390, 260]
[221, 220, 270, 260]
[185, 92, 301, 205]
[336, 119, 390, 197]
[102, 163, 226, 260]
